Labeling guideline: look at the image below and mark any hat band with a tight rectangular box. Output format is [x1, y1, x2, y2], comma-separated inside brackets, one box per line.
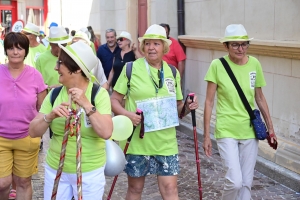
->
[224, 35, 249, 40]
[48, 35, 69, 42]
[142, 34, 167, 39]
[23, 28, 39, 35]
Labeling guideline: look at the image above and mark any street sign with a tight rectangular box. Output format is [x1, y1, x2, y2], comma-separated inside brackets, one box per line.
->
[11, 20, 24, 32]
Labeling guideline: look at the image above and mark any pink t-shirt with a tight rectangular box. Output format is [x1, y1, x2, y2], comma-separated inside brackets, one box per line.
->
[0, 65, 47, 139]
[162, 37, 186, 68]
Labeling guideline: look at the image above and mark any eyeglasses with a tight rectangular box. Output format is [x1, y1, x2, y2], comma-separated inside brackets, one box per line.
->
[56, 60, 63, 69]
[117, 37, 126, 42]
[230, 42, 249, 50]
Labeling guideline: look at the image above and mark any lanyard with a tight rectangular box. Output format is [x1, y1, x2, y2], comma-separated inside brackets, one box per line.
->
[144, 58, 164, 94]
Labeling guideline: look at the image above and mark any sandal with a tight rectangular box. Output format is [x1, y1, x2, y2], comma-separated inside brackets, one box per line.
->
[8, 189, 16, 200]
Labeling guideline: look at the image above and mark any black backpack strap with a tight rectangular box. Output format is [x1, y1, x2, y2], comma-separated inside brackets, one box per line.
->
[91, 83, 100, 106]
[167, 64, 177, 87]
[126, 62, 134, 95]
[219, 57, 255, 120]
[50, 86, 63, 106]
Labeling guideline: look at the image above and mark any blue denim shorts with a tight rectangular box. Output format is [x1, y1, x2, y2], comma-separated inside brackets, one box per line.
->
[124, 154, 180, 177]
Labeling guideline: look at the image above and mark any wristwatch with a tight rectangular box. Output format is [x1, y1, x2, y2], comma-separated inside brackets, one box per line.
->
[86, 106, 97, 117]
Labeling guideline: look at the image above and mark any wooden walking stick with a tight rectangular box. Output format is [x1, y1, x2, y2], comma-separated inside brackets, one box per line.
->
[51, 95, 83, 200]
[180, 93, 203, 200]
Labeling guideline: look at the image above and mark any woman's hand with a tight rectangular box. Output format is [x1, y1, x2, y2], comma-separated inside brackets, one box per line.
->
[46, 102, 70, 122]
[187, 95, 199, 111]
[69, 88, 89, 107]
[127, 112, 142, 127]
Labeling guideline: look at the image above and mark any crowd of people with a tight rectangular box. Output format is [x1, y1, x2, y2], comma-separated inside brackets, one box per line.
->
[0, 19, 277, 200]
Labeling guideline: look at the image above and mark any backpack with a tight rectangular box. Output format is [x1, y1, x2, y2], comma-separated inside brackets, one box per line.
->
[126, 61, 177, 94]
[48, 83, 100, 138]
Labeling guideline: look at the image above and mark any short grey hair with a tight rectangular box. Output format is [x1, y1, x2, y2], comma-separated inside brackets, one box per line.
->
[105, 28, 116, 36]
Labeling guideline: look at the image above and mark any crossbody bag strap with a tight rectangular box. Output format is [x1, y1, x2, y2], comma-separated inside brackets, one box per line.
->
[219, 57, 255, 120]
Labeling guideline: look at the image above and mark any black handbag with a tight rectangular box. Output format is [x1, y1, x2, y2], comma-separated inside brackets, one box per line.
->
[219, 57, 267, 140]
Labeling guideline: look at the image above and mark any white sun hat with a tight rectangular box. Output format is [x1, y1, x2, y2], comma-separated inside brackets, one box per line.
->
[117, 31, 133, 42]
[58, 41, 98, 80]
[79, 27, 91, 40]
[22, 22, 40, 36]
[73, 30, 91, 45]
[219, 24, 253, 43]
[46, 26, 71, 44]
[138, 24, 172, 46]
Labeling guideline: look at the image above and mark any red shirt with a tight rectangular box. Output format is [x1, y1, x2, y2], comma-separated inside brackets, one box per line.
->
[163, 37, 186, 68]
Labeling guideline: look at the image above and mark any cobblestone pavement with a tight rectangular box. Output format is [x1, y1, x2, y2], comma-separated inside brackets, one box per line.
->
[32, 130, 300, 200]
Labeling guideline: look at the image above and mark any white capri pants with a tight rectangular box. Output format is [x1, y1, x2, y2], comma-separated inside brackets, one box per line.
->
[44, 163, 106, 200]
[217, 138, 258, 200]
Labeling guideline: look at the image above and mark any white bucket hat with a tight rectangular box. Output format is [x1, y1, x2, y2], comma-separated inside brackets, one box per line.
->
[117, 31, 132, 42]
[46, 26, 71, 44]
[219, 24, 253, 43]
[79, 27, 91, 40]
[73, 31, 91, 45]
[138, 24, 172, 46]
[58, 41, 98, 80]
[22, 22, 40, 36]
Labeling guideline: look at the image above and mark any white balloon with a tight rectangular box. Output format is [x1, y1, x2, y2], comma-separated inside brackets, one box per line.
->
[104, 140, 126, 176]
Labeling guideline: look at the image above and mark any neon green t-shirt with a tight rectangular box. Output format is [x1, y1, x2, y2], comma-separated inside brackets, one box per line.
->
[24, 44, 47, 68]
[204, 55, 266, 139]
[114, 58, 183, 156]
[39, 82, 111, 173]
[90, 42, 96, 55]
[36, 50, 59, 87]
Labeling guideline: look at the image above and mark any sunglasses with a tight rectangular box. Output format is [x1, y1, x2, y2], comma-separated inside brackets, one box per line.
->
[117, 37, 126, 42]
[150, 69, 164, 89]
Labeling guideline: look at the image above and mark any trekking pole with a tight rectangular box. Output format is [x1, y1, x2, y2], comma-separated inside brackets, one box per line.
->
[179, 93, 202, 200]
[107, 109, 143, 200]
[189, 93, 203, 200]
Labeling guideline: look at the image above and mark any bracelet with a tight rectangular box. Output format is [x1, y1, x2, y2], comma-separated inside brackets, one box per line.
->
[43, 114, 52, 124]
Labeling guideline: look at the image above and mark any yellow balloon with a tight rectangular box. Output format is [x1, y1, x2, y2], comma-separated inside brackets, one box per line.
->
[111, 115, 133, 141]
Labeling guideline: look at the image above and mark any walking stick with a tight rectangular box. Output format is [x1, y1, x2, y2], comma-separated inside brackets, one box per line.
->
[180, 93, 202, 200]
[51, 95, 83, 200]
[107, 109, 143, 200]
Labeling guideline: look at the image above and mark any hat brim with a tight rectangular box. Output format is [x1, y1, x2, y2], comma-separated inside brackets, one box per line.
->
[22, 29, 40, 36]
[219, 37, 253, 43]
[138, 37, 172, 46]
[46, 37, 72, 44]
[58, 44, 91, 80]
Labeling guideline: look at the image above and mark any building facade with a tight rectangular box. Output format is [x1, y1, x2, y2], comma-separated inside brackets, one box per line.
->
[4, 0, 299, 191]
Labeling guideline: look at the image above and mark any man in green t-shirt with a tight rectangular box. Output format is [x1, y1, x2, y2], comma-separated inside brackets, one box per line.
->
[36, 26, 71, 90]
[22, 22, 47, 68]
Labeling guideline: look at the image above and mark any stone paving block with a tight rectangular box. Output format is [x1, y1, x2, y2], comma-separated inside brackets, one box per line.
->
[32, 131, 300, 200]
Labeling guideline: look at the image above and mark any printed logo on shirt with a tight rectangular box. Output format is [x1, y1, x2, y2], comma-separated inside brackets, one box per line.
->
[34, 52, 41, 62]
[249, 71, 256, 89]
[165, 78, 175, 94]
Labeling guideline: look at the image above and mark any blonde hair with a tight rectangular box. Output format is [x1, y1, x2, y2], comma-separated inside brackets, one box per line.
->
[139, 39, 170, 54]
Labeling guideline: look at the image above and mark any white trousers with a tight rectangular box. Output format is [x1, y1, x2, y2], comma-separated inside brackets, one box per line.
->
[44, 163, 106, 200]
[217, 138, 258, 200]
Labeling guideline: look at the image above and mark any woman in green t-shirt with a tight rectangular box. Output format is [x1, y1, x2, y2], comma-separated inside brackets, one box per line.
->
[29, 41, 113, 199]
[111, 24, 198, 200]
[203, 24, 277, 200]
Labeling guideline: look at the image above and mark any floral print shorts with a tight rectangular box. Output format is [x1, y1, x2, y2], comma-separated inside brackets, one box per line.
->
[124, 154, 180, 177]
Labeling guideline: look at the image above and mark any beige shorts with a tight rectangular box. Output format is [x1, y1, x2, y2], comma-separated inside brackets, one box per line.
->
[0, 135, 40, 178]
